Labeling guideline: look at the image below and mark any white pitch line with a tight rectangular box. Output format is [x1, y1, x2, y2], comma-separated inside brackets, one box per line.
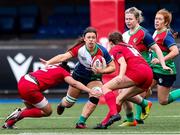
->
[14, 132, 180, 135]
[1, 115, 180, 120]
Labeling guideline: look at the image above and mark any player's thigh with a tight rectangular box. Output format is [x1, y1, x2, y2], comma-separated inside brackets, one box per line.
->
[104, 75, 135, 90]
[117, 86, 142, 101]
[87, 80, 102, 89]
[67, 85, 81, 99]
[24, 102, 34, 109]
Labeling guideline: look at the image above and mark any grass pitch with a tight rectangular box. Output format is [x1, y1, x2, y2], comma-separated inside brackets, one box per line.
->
[1, 101, 180, 135]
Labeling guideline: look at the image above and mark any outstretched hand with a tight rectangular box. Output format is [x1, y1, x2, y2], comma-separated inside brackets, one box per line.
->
[39, 58, 49, 67]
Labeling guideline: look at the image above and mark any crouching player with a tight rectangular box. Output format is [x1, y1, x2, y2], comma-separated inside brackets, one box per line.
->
[94, 32, 154, 129]
[2, 62, 101, 129]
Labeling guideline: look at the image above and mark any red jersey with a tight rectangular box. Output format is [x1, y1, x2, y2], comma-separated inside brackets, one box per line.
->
[109, 42, 148, 68]
[110, 42, 153, 90]
[29, 65, 70, 91]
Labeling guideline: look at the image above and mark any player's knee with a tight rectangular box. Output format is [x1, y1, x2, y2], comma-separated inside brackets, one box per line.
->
[43, 109, 52, 117]
[89, 97, 99, 105]
[62, 94, 77, 108]
[159, 100, 168, 105]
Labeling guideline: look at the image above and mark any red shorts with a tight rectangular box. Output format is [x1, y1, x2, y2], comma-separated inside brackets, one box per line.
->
[126, 64, 153, 90]
[18, 76, 44, 105]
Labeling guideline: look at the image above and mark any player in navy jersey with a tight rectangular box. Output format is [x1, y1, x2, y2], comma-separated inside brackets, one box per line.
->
[40, 27, 115, 128]
[2, 62, 101, 129]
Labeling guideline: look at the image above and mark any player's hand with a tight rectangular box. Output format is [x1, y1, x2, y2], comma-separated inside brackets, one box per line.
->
[162, 65, 173, 74]
[91, 90, 102, 97]
[90, 87, 103, 97]
[151, 58, 173, 74]
[39, 58, 49, 67]
[151, 58, 159, 64]
[91, 67, 104, 74]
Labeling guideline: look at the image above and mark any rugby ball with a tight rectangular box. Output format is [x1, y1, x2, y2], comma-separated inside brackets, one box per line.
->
[91, 55, 107, 69]
[92, 86, 103, 93]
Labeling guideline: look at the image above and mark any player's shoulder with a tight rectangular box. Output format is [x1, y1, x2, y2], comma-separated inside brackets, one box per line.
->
[140, 26, 152, 35]
[122, 31, 129, 37]
[96, 43, 108, 52]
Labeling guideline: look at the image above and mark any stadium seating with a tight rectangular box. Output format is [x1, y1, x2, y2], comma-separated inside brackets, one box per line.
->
[0, 7, 17, 34]
[18, 5, 40, 33]
[36, 4, 90, 39]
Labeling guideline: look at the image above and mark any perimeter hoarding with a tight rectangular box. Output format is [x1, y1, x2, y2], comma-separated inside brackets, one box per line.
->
[0, 46, 75, 93]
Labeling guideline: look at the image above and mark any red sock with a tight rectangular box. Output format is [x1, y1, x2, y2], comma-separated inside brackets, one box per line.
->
[101, 111, 111, 125]
[104, 91, 117, 115]
[116, 104, 121, 113]
[101, 104, 121, 125]
[19, 108, 43, 119]
[6, 119, 16, 127]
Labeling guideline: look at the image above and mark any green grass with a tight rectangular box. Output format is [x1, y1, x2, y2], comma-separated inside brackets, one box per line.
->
[1, 102, 180, 134]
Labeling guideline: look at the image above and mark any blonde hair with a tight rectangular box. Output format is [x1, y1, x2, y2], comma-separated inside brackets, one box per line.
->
[125, 7, 144, 23]
[156, 9, 172, 28]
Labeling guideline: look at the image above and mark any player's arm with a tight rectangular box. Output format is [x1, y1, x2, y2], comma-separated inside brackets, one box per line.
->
[40, 52, 72, 67]
[101, 60, 115, 74]
[164, 45, 179, 61]
[150, 44, 172, 72]
[117, 57, 127, 79]
[64, 76, 102, 96]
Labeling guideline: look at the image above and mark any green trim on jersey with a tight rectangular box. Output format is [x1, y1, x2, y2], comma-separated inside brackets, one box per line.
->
[141, 51, 151, 65]
[128, 25, 141, 36]
[86, 44, 98, 56]
[151, 51, 176, 75]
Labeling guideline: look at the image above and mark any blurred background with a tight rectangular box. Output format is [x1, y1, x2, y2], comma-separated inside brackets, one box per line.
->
[0, 0, 179, 98]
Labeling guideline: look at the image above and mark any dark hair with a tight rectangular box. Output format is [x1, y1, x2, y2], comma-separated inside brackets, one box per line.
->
[59, 61, 70, 73]
[67, 27, 97, 52]
[108, 32, 123, 45]
[83, 27, 97, 37]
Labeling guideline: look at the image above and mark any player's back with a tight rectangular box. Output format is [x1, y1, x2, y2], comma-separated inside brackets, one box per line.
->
[30, 65, 70, 91]
[110, 43, 148, 66]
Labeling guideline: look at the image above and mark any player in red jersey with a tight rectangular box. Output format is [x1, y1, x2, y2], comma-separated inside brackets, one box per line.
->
[94, 31, 153, 129]
[2, 62, 101, 129]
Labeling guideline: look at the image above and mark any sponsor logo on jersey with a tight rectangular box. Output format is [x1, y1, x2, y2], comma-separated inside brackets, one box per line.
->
[133, 38, 138, 44]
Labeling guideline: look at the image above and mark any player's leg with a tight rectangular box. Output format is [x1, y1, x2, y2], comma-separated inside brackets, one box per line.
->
[94, 89, 120, 129]
[76, 81, 101, 129]
[119, 101, 137, 126]
[155, 73, 180, 105]
[57, 86, 80, 115]
[100, 76, 136, 128]
[3, 95, 51, 129]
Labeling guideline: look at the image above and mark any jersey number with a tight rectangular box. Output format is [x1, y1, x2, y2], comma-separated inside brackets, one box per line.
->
[40, 65, 57, 72]
[128, 47, 141, 56]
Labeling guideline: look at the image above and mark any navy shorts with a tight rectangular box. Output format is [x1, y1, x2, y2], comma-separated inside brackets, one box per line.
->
[153, 72, 176, 87]
[72, 71, 102, 85]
